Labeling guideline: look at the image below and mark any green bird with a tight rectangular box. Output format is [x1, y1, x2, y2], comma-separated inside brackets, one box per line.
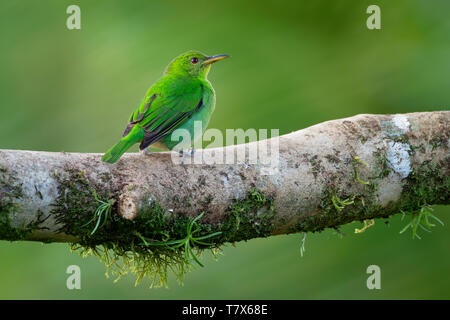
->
[102, 51, 229, 164]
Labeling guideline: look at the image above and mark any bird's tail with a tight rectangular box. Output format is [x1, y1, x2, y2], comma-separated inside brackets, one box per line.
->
[102, 126, 144, 164]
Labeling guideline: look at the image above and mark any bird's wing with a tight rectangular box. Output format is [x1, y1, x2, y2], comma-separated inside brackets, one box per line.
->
[124, 84, 204, 150]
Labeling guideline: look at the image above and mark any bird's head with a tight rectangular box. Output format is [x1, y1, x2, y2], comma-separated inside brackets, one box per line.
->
[164, 51, 230, 78]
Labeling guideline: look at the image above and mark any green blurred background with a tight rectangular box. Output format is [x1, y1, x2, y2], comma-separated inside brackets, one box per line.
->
[0, 0, 449, 299]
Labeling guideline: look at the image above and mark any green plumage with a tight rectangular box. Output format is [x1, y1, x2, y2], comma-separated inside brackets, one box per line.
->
[102, 51, 229, 163]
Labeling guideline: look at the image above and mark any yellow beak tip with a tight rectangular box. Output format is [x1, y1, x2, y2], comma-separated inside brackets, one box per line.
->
[203, 54, 230, 65]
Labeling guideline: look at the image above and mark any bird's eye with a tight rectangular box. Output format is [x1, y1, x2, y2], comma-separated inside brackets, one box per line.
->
[190, 57, 199, 64]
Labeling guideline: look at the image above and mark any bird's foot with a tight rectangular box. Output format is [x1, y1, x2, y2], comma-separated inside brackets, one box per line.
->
[179, 148, 195, 165]
[140, 148, 154, 156]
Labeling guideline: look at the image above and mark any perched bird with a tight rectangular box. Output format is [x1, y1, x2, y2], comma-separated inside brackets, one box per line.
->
[102, 51, 229, 163]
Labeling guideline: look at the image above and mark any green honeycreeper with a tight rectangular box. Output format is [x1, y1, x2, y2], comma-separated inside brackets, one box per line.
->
[102, 51, 229, 163]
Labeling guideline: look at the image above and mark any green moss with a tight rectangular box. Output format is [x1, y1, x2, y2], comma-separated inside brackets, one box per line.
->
[398, 160, 449, 212]
[0, 166, 37, 241]
[399, 205, 444, 239]
[216, 188, 275, 243]
[429, 136, 445, 150]
[52, 170, 275, 287]
[331, 194, 355, 212]
[360, 135, 368, 144]
[292, 152, 393, 234]
[0, 207, 31, 241]
[325, 154, 340, 164]
[52, 169, 206, 287]
[293, 185, 385, 234]
[309, 155, 322, 178]
[352, 156, 370, 185]
[394, 136, 407, 143]
[295, 153, 391, 234]
[52, 169, 114, 242]
[70, 203, 221, 287]
[48, 155, 450, 286]
[292, 189, 348, 233]
[292, 153, 448, 237]
[371, 150, 391, 179]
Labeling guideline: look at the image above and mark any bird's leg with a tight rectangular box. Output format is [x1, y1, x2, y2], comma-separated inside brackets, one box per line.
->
[178, 148, 195, 165]
[140, 147, 154, 156]
[178, 149, 186, 165]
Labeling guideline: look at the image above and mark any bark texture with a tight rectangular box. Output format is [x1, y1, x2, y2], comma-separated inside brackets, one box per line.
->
[0, 111, 448, 243]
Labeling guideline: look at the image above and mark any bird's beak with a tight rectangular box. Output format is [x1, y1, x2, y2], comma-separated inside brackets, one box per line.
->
[202, 54, 230, 65]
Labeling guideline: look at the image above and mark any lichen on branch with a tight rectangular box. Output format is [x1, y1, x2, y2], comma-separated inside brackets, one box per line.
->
[0, 111, 448, 286]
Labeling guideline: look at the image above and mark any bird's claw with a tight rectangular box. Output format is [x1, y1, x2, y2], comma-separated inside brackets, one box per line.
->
[179, 148, 195, 165]
[141, 148, 154, 156]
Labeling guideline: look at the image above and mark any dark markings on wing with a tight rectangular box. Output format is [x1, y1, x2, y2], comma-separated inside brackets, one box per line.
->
[139, 96, 204, 150]
[122, 94, 158, 137]
[122, 123, 134, 137]
[135, 94, 157, 122]
[195, 95, 203, 112]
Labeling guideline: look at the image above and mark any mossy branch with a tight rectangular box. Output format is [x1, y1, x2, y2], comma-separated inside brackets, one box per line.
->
[0, 111, 448, 286]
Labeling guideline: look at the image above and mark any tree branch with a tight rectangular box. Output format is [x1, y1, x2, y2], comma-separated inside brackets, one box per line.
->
[0, 111, 448, 245]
